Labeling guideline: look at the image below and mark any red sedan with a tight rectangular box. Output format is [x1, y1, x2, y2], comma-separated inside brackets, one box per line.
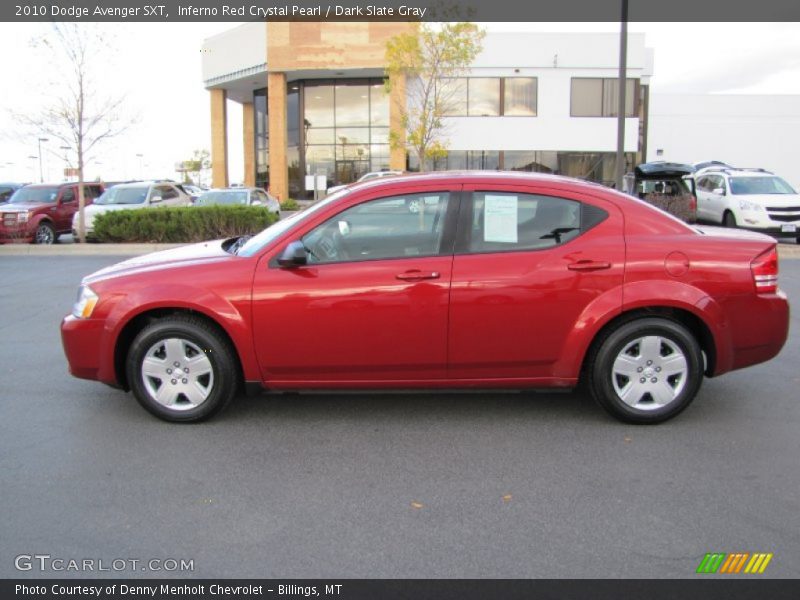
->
[61, 172, 789, 424]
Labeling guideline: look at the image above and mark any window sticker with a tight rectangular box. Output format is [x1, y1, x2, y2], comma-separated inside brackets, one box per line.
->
[484, 195, 519, 243]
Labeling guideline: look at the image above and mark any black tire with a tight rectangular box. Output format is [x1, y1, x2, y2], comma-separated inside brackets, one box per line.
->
[723, 211, 737, 228]
[33, 222, 56, 245]
[126, 316, 239, 422]
[586, 317, 703, 424]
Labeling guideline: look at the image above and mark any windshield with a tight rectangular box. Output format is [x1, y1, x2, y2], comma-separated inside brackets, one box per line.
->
[196, 191, 248, 206]
[95, 186, 148, 205]
[729, 176, 796, 195]
[237, 190, 349, 257]
[9, 186, 59, 204]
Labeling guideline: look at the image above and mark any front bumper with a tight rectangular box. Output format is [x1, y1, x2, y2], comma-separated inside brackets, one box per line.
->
[0, 221, 34, 243]
[61, 315, 107, 382]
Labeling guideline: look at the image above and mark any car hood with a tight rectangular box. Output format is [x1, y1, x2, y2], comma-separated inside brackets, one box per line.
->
[734, 193, 800, 207]
[86, 202, 147, 214]
[84, 239, 233, 284]
[1, 202, 48, 213]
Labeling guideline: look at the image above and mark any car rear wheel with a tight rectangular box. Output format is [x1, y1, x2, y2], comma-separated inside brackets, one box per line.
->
[33, 222, 56, 245]
[126, 316, 239, 422]
[723, 211, 737, 228]
[587, 318, 703, 424]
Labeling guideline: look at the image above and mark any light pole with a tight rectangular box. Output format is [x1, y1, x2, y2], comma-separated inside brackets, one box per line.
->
[614, 0, 629, 191]
[37, 137, 49, 182]
[136, 153, 144, 179]
[59, 146, 71, 180]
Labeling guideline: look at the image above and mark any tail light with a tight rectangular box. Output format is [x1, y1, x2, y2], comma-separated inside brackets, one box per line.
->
[751, 246, 779, 293]
[689, 194, 697, 214]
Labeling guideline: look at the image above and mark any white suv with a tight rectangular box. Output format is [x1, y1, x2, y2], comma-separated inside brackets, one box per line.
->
[73, 181, 191, 240]
[695, 168, 800, 241]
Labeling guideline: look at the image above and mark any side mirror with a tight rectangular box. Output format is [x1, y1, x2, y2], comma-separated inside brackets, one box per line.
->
[712, 188, 725, 196]
[150, 195, 163, 203]
[278, 240, 308, 268]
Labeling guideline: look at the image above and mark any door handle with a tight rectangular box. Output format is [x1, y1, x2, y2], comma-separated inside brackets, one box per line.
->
[396, 270, 440, 281]
[568, 260, 611, 272]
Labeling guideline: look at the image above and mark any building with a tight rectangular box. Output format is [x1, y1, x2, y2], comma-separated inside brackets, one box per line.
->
[201, 23, 652, 199]
[647, 94, 800, 189]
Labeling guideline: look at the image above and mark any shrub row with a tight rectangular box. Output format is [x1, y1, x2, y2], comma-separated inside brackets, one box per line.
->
[93, 206, 279, 243]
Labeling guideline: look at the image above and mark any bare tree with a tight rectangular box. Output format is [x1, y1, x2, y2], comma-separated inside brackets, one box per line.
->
[19, 24, 134, 242]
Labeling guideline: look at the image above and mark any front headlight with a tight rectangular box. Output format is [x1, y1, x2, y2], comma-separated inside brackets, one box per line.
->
[72, 285, 99, 319]
[18, 211, 30, 223]
[739, 199, 764, 212]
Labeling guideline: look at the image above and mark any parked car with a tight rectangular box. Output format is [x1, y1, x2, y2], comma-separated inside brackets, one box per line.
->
[74, 181, 191, 240]
[326, 170, 403, 195]
[694, 167, 800, 241]
[61, 171, 788, 424]
[182, 184, 204, 203]
[623, 162, 697, 222]
[692, 160, 734, 172]
[0, 182, 103, 244]
[0, 182, 27, 204]
[194, 187, 280, 217]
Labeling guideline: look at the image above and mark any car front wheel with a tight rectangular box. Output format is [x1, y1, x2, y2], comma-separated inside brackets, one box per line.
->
[587, 317, 703, 424]
[126, 316, 239, 422]
[34, 222, 56, 244]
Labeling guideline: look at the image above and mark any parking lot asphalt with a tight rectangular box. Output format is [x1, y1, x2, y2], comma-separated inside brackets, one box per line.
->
[0, 255, 798, 579]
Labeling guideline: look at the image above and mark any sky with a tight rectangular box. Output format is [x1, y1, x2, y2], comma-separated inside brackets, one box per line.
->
[0, 21, 799, 185]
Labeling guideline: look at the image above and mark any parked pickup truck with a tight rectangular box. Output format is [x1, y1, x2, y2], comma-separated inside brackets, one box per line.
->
[0, 182, 104, 244]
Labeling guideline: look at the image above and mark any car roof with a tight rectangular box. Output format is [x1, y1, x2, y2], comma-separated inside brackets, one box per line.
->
[342, 170, 611, 195]
[634, 162, 694, 178]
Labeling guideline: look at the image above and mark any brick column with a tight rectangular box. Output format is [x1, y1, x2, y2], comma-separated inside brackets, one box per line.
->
[267, 72, 288, 201]
[209, 88, 229, 188]
[242, 102, 255, 187]
[389, 71, 406, 171]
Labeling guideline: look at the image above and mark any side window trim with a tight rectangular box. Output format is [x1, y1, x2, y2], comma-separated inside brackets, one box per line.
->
[454, 190, 600, 256]
[269, 188, 462, 268]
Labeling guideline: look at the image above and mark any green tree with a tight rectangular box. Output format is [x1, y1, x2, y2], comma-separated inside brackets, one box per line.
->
[385, 23, 485, 172]
[179, 149, 211, 186]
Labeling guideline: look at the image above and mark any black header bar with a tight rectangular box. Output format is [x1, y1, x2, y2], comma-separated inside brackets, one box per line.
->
[3, 0, 800, 22]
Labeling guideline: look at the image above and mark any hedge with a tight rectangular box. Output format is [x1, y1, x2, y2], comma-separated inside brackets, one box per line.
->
[92, 206, 279, 243]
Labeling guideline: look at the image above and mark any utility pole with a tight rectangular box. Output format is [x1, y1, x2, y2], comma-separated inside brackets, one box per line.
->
[615, 0, 629, 191]
[37, 137, 49, 182]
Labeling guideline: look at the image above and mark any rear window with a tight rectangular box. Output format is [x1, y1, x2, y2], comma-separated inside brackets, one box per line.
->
[196, 191, 249, 206]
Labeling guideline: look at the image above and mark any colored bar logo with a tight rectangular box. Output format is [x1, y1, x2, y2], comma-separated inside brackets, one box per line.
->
[696, 552, 773, 574]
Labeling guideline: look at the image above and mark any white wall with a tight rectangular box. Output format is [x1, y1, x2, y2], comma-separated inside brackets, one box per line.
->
[445, 68, 639, 152]
[201, 22, 266, 85]
[647, 94, 800, 188]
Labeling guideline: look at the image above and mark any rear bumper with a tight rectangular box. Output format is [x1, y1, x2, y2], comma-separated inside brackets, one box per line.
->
[715, 291, 790, 375]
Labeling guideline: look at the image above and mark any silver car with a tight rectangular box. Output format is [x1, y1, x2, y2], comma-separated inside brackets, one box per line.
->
[193, 187, 281, 217]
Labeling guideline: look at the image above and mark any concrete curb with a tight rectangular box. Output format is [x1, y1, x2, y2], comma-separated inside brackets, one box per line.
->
[0, 243, 182, 256]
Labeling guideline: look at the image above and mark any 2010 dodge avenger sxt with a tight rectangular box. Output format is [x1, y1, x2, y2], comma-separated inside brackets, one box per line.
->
[61, 172, 789, 423]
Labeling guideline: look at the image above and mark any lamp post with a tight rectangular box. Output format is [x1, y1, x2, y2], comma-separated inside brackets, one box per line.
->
[136, 153, 144, 179]
[37, 137, 49, 182]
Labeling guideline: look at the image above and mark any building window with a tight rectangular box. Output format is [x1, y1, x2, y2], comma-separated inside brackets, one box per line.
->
[571, 78, 638, 117]
[442, 77, 536, 117]
[254, 88, 269, 190]
[503, 78, 537, 116]
[468, 78, 500, 116]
